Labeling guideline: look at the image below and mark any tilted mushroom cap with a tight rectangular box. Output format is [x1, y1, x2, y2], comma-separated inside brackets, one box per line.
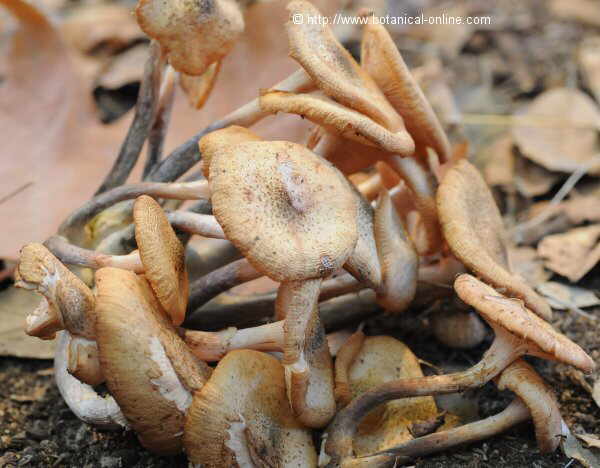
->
[361, 18, 450, 161]
[198, 125, 262, 179]
[260, 91, 414, 156]
[285, 0, 404, 133]
[454, 274, 594, 373]
[184, 349, 317, 467]
[15, 243, 95, 339]
[95, 267, 211, 454]
[133, 195, 188, 326]
[209, 140, 358, 281]
[334, 333, 439, 457]
[495, 359, 563, 453]
[438, 159, 552, 320]
[135, 0, 244, 76]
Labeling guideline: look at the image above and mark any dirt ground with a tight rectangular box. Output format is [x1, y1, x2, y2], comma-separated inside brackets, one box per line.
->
[2, 0, 600, 466]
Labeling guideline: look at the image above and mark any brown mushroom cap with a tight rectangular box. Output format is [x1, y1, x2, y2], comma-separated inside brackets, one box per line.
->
[438, 159, 552, 320]
[135, 0, 244, 76]
[335, 333, 439, 457]
[209, 140, 358, 281]
[361, 18, 450, 161]
[495, 359, 563, 453]
[15, 243, 95, 339]
[133, 194, 188, 326]
[454, 274, 594, 373]
[180, 61, 221, 109]
[184, 349, 317, 467]
[95, 267, 211, 454]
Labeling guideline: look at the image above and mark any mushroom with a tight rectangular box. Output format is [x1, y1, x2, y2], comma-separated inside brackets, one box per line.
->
[54, 331, 128, 430]
[430, 308, 487, 349]
[206, 138, 359, 427]
[184, 349, 317, 467]
[332, 331, 439, 458]
[136, 0, 244, 76]
[15, 243, 95, 340]
[325, 359, 563, 467]
[323, 273, 593, 462]
[133, 194, 189, 325]
[94, 267, 212, 454]
[67, 335, 104, 386]
[438, 159, 552, 320]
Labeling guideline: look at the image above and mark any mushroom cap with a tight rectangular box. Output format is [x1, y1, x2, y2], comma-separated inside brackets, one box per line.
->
[260, 90, 414, 156]
[133, 194, 188, 326]
[209, 140, 358, 281]
[16, 243, 95, 339]
[430, 309, 487, 349]
[361, 19, 450, 161]
[135, 0, 244, 76]
[95, 267, 211, 454]
[285, 0, 404, 134]
[337, 334, 439, 456]
[180, 61, 221, 110]
[495, 359, 563, 453]
[198, 125, 262, 179]
[438, 159, 552, 320]
[454, 274, 595, 374]
[184, 349, 317, 468]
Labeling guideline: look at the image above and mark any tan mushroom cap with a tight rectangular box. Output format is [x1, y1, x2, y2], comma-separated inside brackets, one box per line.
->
[180, 61, 221, 109]
[184, 350, 317, 468]
[454, 274, 594, 374]
[209, 140, 358, 281]
[198, 125, 262, 179]
[361, 18, 450, 161]
[260, 90, 414, 156]
[438, 159, 552, 320]
[335, 333, 439, 457]
[430, 309, 487, 349]
[67, 336, 104, 386]
[133, 195, 188, 326]
[285, 0, 404, 133]
[95, 267, 211, 454]
[495, 359, 563, 453]
[135, 0, 244, 76]
[15, 243, 95, 340]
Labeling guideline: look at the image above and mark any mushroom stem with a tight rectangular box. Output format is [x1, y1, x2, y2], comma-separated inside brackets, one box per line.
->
[96, 40, 166, 195]
[167, 211, 224, 238]
[143, 65, 177, 178]
[55, 331, 128, 430]
[337, 399, 530, 467]
[324, 325, 525, 459]
[59, 180, 210, 243]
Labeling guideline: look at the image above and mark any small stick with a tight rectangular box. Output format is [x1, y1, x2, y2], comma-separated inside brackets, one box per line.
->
[95, 41, 166, 194]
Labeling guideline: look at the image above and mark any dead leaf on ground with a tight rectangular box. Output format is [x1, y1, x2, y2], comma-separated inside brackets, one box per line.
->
[576, 433, 600, 450]
[562, 426, 600, 467]
[537, 281, 600, 310]
[0, 286, 54, 359]
[508, 246, 551, 286]
[538, 224, 600, 282]
[550, 0, 600, 28]
[95, 42, 148, 91]
[512, 88, 600, 174]
[482, 133, 515, 188]
[562, 191, 600, 224]
[514, 153, 561, 197]
[579, 36, 600, 103]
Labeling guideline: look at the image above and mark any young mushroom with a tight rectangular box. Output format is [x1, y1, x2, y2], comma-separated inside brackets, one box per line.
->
[94, 267, 212, 454]
[437, 159, 552, 320]
[323, 273, 593, 463]
[184, 350, 317, 467]
[327, 359, 563, 467]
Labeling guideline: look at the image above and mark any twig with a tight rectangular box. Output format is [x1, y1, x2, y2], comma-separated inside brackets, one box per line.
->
[0, 180, 33, 204]
[95, 41, 166, 194]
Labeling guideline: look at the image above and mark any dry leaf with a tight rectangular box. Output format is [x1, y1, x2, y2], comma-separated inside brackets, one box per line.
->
[514, 154, 561, 197]
[576, 433, 600, 450]
[482, 134, 515, 188]
[563, 192, 600, 224]
[0, 286, 54, 359]
[95, 43, 148, 91]
[537, 281, 600, 310]
[561, 426, 600, 468]
[508, 246, 551, 287]
[512, 88, 600, 174]
[538, 225, 600, 282]
[579, 37, 600, 103]
[551, 0, 600, 28]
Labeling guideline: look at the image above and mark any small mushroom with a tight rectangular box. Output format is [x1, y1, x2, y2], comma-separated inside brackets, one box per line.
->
[136, 0, 244, 76]
[15, 243, 95, 340]
[184, 349, 317, 467]
[437, 159, 552, 320]
[430, 308, 487, 349]
[133, 194, 189, 325]
[324, 273, 593, 462]
[94, 267, 212, 454]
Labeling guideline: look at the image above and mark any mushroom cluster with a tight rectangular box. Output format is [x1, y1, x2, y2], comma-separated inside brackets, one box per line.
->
[15, 1, 595, 466]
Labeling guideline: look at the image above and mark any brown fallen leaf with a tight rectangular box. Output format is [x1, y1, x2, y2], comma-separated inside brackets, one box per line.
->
[537, 281, 600, 310]
[0, 286, 54, 359]
[508, 246, 551, 287]
[95, 43, 148, 91]
[579, 37, 600, 104]
[482, 133, 515, 189]
[512, 88, 600, 174]
[576, 433, 600, 450]
[550, 0, 600, 28]
[514, 153, 561, 197]
[538, 224, 600, 282]
[562, 425, 600, 468]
